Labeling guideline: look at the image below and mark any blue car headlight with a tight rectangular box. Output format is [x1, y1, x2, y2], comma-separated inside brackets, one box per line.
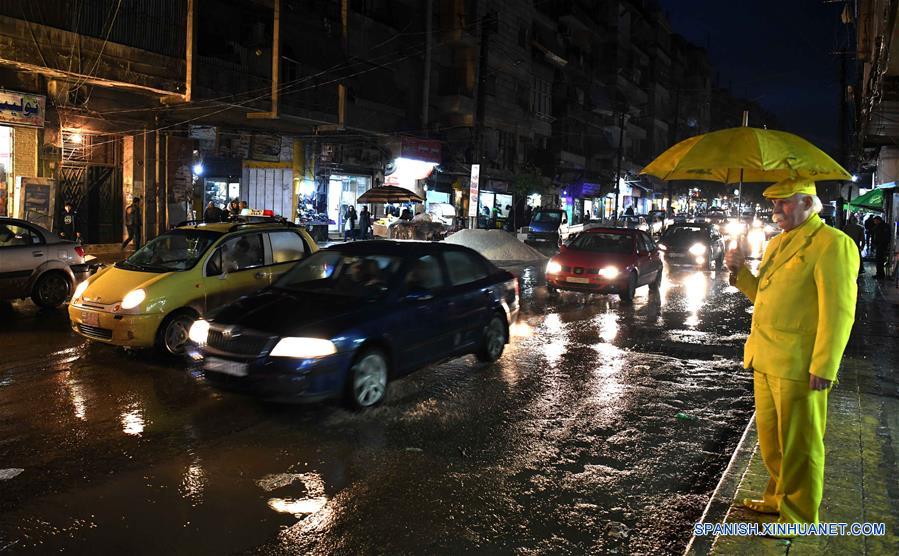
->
[270, 337, 337, 358]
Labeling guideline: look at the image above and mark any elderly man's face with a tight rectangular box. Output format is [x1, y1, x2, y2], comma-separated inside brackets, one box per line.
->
[771, 195, 812, 232]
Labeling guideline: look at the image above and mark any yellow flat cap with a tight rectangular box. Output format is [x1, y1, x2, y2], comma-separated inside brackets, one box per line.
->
[762, 177, 817, 199]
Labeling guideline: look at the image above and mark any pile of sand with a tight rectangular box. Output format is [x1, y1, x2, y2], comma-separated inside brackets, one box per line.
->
[444, 229, 548, 262]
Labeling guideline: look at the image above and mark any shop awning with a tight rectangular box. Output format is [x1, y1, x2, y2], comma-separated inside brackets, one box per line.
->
[848, 187, 887, 212]
[357, 185, 424, 204]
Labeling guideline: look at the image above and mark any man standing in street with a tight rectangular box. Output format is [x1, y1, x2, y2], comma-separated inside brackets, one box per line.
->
[358, 205, 371, 240]
[122, 196, 142, 250]
[871, 215, 891, 279]
[725, 177, 858, 530]
[842, 214, 865, 274]
[203, 201, 223, 223]
[58, 201, 81, 244]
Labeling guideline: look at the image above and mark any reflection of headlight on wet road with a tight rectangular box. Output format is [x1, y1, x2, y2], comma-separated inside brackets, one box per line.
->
[509, 321, 533, 338]
[725, 222, 743, 236]
[546, 260, 562, 274]
[688, 243, 706, 256]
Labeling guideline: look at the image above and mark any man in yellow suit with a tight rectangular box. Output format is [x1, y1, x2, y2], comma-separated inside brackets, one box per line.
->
[725, 177, 858, 528]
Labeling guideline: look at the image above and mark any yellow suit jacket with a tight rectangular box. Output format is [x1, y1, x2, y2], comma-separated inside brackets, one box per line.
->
[734, 214, 858, 382]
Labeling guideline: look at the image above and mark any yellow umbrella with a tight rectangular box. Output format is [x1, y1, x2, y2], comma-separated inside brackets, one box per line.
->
[640, 127, 851, 183]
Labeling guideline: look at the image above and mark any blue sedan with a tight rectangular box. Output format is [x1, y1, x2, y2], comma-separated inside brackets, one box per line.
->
[189, 241, 520, 408]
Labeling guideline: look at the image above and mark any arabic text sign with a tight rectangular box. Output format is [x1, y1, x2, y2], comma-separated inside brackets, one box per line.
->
[0, 92, 46, 128]
[468, 164, 480, 217]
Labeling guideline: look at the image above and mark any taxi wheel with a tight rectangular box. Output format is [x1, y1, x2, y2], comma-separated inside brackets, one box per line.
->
[156, 310, 197, 355]
[32, 272, 70, 308]
[345, 349, 389, 410]
[477, 314, 507, 363]
[619, 272, 638, 303]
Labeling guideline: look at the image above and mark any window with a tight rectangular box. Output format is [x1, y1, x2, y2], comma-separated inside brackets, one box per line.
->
[0, 223, 40, 247]
[444, 251, 489, 286]
[530, 77, 552, 118]
[219, 233, 265, 273]
[404, 255, 444, 291]
[269, 231, 307, 264]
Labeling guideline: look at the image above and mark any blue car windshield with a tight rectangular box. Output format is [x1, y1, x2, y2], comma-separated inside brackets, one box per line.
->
[119, 229, 220, 272]
[532, 211, 562, 223]
[274, 251, 404, 298]
[568, 233, 633, 253]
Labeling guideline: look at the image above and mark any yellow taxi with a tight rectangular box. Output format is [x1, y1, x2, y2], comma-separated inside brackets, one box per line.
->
[69, 220, 318, 354]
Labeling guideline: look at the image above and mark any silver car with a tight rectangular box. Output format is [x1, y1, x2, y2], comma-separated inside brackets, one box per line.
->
[0, 217, 93, 308]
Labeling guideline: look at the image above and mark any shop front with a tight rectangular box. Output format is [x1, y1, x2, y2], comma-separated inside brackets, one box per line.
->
[328, 174, 372, 233]
[477, 182, 513, 229]
[0, 90, 46, 219]
[198, 157, 242, 211]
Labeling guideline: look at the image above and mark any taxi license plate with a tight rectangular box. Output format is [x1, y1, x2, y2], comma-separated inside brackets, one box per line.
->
[81, 311, 100, 326]
[566, 276, 590, 284]
[204, 357, 248, 377]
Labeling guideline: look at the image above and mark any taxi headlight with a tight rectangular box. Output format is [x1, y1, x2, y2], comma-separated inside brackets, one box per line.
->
[120, 289, 146, 310]
[270, 337, 337, 358]
[189, 320, 210, 345]
[72, 280, 89, 301]
[546, 260, 562, 274]
[688, 243, 707, 256]
[598, 266, 620, 279]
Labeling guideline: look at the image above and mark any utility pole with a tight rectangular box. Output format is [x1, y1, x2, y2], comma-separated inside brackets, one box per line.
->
[421, 0, 433, 132]
[668, 87, 681, 212]
[338, 0, 348, 130]
[472, 10, 496, 228]
[614, 110, 626, 217]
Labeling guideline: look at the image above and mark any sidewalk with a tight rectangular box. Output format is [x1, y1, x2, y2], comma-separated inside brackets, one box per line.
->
[687, 264, 899, 555]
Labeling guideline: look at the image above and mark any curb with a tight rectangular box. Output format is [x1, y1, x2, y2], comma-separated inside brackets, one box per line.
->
[683, 413, 758, 555]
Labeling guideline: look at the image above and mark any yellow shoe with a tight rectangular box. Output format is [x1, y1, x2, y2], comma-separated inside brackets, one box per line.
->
[740, 498, 779, 515]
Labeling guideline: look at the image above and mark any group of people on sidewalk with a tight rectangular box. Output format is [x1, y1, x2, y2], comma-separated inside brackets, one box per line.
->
[341, 205, 372, 242]
[842, 213, 894, 279]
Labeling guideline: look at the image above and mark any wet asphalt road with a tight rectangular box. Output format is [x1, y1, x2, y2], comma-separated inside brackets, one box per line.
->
[0, 257, 755, 555]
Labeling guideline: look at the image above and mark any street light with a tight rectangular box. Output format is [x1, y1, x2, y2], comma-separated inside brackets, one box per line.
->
[192, 162, 204, 176]
[851, 175, 859, 182]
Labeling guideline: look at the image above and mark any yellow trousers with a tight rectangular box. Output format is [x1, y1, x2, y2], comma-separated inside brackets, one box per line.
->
[753, 370, 829, 524]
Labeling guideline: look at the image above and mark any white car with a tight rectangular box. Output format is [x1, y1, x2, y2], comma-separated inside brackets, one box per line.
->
[0, 217, 95, 308]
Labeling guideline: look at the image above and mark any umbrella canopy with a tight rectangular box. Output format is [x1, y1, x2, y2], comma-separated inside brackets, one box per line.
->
[848, 188, 885, 212]
[641, 127, 851, 183]
[356, 185, 424, 204]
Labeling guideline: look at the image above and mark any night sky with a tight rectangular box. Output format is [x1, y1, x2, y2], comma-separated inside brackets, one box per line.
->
[658, 0, 849, 154]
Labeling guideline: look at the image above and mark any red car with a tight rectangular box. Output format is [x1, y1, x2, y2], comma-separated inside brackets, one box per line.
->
[545, 228, 663, 301]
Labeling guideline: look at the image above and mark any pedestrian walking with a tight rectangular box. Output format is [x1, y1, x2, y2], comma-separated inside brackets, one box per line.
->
[725, 178, 858, 533]
[871, 215, 891, 279]
[122, 196, 142, 250]
[358, 205, 372, 240]
[344, 205, 357, 241]
[842, 214, 865, 274]
[203, 201, 224, 223]
[57, 201, 81, 244]
[863, 214, 876, 256]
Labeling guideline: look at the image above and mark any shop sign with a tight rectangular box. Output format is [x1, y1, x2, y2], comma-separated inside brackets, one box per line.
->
[401, 138, 442, 164]
[468, 164, 480, 217]
[0, 91, 45, 127]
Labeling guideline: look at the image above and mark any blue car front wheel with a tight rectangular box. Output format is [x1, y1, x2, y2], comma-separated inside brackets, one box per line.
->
[477, 315, 507, 363]
[346, 349, 389, 410]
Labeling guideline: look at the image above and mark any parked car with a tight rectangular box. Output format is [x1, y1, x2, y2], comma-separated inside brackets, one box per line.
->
[0, 217, 95, 308]
[427, 202, 458, 229]
[643, 212, 665, 236]
[616, 215, 649, 233]
[190, 241, 520, 408]
[545, 227, 663, 301]
[647, 209, 670, 233]
[526, 209, 571, 246]
[69, 220, 318, 354]
[657, 223, 725, 269]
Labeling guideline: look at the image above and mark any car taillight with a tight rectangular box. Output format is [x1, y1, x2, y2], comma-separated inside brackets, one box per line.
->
[75, 246, 85, 258]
